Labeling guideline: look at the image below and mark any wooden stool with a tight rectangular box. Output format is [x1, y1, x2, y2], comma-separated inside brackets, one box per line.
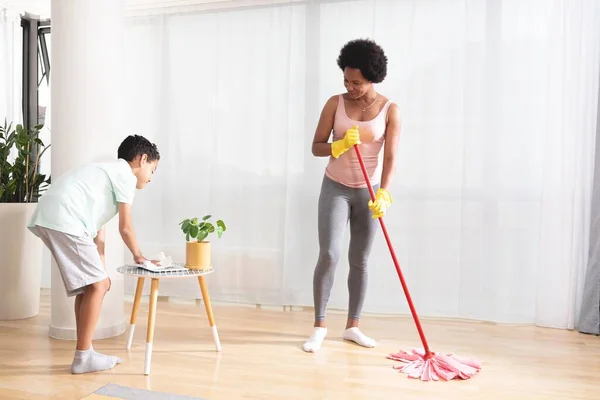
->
[117, 264, 222, 375]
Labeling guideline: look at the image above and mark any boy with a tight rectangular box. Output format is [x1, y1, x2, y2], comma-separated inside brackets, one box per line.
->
[28, 134, 160, 374]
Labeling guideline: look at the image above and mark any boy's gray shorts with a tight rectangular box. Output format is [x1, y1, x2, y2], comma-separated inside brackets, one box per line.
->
[30, 225, 108, 297]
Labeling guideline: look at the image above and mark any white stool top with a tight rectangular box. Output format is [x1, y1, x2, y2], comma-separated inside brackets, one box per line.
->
[117, 263, 214, 278]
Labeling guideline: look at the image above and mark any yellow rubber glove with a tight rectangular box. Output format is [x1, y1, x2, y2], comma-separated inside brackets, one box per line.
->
[368, 188, 393, 219]
[331, 125, 361, 158]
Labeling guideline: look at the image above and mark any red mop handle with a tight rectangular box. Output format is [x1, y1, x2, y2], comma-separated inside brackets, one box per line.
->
[354, 145, 432, 357]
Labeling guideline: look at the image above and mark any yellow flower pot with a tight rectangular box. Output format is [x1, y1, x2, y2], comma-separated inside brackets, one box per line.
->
[185, 241, 211, 270]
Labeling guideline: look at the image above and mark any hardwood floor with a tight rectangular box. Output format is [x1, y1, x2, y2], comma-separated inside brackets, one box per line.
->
[0, 289, 598, 400]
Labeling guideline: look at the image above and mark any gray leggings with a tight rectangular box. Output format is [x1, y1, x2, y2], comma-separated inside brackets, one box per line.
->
[313, 175, 379, 322]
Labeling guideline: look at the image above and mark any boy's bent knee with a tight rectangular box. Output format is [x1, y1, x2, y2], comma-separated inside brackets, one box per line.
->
[87, 279, 110, 294]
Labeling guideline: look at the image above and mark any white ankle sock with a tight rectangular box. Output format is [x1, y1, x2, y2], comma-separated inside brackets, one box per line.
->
[71, 348, 122, 374]
[90, 347, 123, 364]
[303, 327, 327, 353]
[342, 327, 376, 348]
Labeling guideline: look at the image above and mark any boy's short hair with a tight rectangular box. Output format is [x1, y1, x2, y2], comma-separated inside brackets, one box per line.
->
[117, 135, 160, 162]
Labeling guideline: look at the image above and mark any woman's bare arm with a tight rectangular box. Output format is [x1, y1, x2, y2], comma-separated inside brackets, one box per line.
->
[380, 103, 401, 190]
[312, 96, 339, 157]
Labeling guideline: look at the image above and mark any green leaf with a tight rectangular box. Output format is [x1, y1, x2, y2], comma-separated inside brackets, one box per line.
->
[200, 222, 214, 233]
[189, 224, 199, 239]
[216, 220, 226, 231]
[190, 217, 199, 226]
[197, 229, 209, 242]
[182, 220, 190, 232]
[202, 215, 211, 221]
[216, 226, 224, 238]
[0, 122, 49, 203]
[186, 232, 190, 242]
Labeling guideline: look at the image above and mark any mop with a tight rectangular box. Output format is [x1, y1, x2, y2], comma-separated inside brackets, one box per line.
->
[353, 145, 481, 381]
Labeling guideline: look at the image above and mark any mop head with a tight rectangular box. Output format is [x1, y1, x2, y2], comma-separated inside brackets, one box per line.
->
[387, 348, 481, 381]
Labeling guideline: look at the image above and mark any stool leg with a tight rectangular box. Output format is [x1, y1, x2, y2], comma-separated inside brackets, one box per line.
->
[126, 277, 145, 350]
[197, 275, 222, 352]
[145, 278, 160, 375]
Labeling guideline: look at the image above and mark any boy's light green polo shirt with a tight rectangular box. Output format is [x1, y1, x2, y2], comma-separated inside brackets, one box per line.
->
[28, 159, 137, 239]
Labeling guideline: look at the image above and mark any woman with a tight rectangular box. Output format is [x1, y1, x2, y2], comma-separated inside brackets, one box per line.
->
[303, 39, 401, 352]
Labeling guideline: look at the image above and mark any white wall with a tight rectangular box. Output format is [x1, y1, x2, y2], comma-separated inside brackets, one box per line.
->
[1, 0, 300, 18]
[0, 0, 50, 17]
[124, 0, 304, 15]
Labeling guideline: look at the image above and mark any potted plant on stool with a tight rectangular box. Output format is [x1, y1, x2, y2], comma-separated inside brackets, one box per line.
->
[0, 121, 51, 320]
[179, 215, 226, 270]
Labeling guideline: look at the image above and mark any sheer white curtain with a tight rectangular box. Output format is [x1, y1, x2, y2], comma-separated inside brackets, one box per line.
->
[0, 7, 22, 125]
[122, 0, 600, 329]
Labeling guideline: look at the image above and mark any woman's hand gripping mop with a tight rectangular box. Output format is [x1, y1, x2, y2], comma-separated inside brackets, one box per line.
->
[353, 143, 481, 381]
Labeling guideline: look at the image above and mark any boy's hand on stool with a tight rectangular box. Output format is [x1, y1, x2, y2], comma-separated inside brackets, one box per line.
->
[134, 254, 160, 265]
[134, 254, 149, 265]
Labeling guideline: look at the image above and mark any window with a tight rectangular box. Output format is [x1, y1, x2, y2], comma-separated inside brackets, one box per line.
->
[20, 13, 50, 131]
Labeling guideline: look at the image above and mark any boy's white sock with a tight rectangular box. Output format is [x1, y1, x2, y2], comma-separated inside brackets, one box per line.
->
[87, 345, 123, 365]
[90, 346, 122, 363]
[71, 348, 122, 374]
[342, 327, 376, 348]
[302, 327, 327, 353]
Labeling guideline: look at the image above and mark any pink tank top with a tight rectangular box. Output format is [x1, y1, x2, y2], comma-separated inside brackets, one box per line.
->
[325, 95, 393, 188]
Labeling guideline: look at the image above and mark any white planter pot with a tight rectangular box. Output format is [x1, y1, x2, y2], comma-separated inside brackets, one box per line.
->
[0, 203, 43, 320]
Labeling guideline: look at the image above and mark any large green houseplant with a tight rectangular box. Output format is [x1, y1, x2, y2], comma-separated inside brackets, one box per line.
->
[179, 215, 226, 270]
[0, 120, 51, 320]
[0, 121, 51, 202]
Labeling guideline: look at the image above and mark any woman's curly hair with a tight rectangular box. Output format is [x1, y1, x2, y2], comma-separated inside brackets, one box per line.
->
[337, 39, 388, 83]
